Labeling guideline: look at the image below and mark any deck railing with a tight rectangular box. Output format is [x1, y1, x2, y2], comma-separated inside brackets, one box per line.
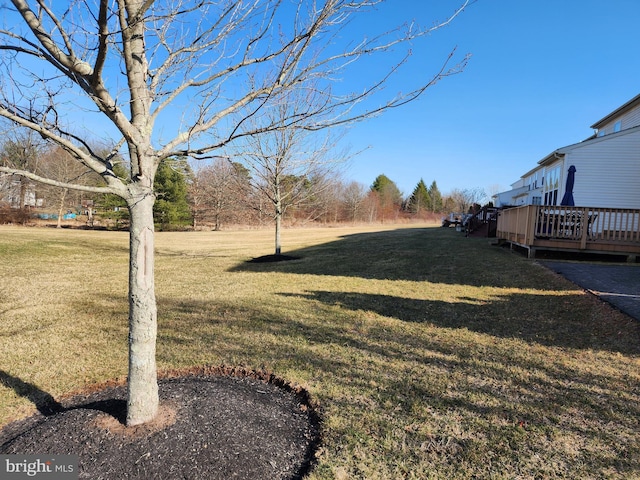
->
[496, 205, 640, 258]
[464, 206, 499, 236]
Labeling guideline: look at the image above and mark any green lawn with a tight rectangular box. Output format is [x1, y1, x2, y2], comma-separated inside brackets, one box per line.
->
[1, 224, 640, 479]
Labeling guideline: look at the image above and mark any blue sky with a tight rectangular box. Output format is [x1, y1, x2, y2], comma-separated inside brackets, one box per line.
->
[4, 0, 637, 203]
[340, 0, 640, 199]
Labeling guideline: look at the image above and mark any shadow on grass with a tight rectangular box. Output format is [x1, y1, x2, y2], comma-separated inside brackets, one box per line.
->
[229, 227, 561, 290]
[0, 369, 128, 424]
[0, 370, 127, 425]
[279, 289, 640, 355]
[0, 370, 64, 416]
[155, 294, 640, 476]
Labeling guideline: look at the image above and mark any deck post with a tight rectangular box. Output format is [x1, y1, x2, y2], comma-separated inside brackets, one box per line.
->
[580, 208, 588, 250]
[524, 206, 536, 245]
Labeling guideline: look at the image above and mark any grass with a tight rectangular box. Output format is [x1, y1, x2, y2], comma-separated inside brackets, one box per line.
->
[1, 223, 640, 479]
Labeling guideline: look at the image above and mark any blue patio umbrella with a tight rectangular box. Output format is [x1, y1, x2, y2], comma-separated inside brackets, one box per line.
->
[560, 165, 576, 206]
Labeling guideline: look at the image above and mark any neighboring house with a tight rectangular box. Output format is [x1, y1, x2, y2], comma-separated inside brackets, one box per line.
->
[494, 93, 640, 210]
[0, 175, 42, 208]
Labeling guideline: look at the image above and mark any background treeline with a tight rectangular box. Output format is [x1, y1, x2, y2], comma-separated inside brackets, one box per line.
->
[1, 136, 487, 229]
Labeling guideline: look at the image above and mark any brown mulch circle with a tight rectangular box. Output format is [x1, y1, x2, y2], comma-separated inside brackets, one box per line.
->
[0, 366, 321, 479]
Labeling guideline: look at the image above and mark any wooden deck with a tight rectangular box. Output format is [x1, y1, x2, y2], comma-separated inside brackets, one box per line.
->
[496, 205, 640, 261]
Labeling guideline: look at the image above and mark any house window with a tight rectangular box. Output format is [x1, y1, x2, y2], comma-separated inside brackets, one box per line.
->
[532, 196, 542, 205]
[544, 166, 560, 206]
[614, 121, 622, 133]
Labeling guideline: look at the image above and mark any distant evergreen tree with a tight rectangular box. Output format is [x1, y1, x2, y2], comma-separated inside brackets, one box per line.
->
[428, 180, 443, 213]
[154, 157, 193, 229]
[407, 178, 431, 213]
[371, 174, 402, 205]
[370, 174, 403, 221]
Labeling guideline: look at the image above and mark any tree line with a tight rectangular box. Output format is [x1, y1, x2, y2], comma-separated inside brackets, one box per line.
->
[1, 135, 486, 230]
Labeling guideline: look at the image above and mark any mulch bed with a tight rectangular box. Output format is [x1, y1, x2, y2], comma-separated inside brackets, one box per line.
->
[247, 254, 300, 263]
[0, 368, 321, 479]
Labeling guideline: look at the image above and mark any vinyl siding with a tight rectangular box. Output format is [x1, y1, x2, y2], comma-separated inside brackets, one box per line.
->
[563, 129, 640, 209]
[598, 104, 640, 134]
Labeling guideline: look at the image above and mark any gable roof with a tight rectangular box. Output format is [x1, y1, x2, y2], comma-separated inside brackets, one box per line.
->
[519, 124, 640, 178]
[590, 93, 640, 130]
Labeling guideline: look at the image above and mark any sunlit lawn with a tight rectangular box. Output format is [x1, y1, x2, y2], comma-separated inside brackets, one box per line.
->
[1, 223, 640, 479]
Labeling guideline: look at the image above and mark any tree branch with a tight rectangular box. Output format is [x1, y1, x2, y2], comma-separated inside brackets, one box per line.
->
[0, 166, 117, 194]
[11, 0, 94, 75]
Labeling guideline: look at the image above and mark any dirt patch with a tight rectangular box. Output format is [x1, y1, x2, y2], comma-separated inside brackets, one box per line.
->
[93, 402, 178, 440]
[0, 369, 321, 479]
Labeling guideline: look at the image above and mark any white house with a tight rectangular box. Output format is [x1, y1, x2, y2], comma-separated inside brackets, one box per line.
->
[0, 176, 41, 208]
[494, 93, 640, 210]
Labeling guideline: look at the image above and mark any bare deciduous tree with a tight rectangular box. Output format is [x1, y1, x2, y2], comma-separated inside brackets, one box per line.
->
[190, 159, 250, 230]
[187, 166, 209, 230]
[447, 187, 487, 214]
[38, 146, 99, 227]
[341, 180, 368, 223]
[0, 132, 45, 210]
[236, 87, 347, 255]
[0, 0, 469, 426]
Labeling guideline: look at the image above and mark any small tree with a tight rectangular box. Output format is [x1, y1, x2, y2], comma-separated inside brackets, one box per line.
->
[153, 158, 192, 230]
[341, 181, 368, 223]
[406, 178, 432, 214]
[428, 180, 444, 213]
[371, 174, 403, 221]
[0, 0, 469, 426]
[238, 88, 344, 255]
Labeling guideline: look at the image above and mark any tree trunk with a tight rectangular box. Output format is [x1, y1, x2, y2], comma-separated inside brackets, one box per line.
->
[275, 210, 282, 256]
[19, 177, 28, 210]
[56, 188, 67, 229]
[126, 188, 159, 426]
[274, 179, 282, 255]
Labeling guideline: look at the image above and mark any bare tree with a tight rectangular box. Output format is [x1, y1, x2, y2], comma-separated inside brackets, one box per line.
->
[236, 87, 346, 255]
[38, 146, 99, 227]
[0, 132, 45, 210]
[447, 187, 487, 214]
[341, 180, 368, 223]
[0, 0, 469, 426]
[190, 159, 250, 230]
[311, 175, 345, 224]
[187, 166, 209, 230]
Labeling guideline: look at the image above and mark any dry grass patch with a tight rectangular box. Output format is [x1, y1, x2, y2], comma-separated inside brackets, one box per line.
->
[1, 224, 640, 479]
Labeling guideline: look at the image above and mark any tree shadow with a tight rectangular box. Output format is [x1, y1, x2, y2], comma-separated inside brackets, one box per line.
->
[0, 369, 127, 424]
[277, 289, 640, 355]
[0, 370, 64, 416]
[152, 293, 640, 476]
[229, 227, 561, 290]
